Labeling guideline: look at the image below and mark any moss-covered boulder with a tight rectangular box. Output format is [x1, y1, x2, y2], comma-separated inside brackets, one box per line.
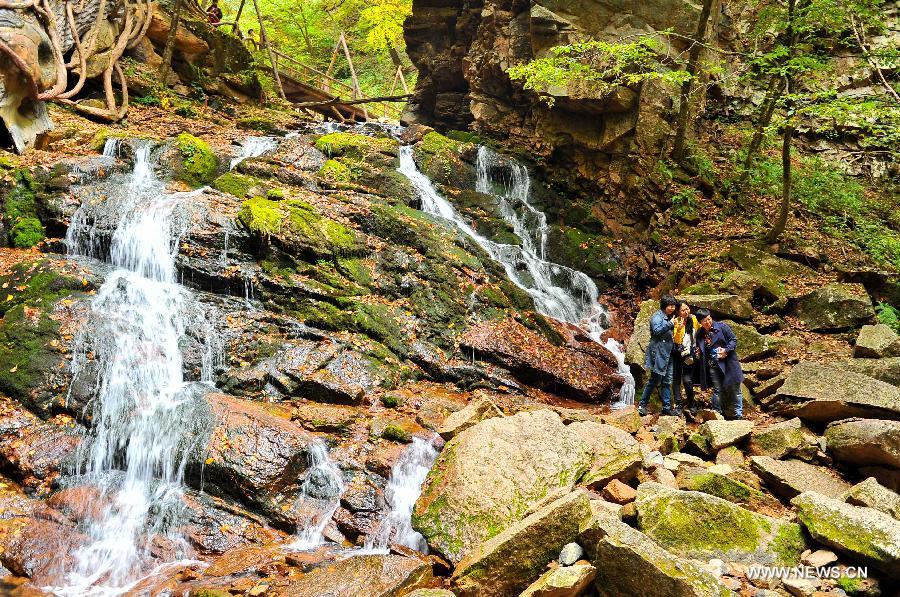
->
[173, 133, 218, 187]
[237, 197, 361, 260]
[211, 172, 259, 198]
[3, 170, 45, 248]
[793, 283, 875, 331]
[413, 131, 475, 188]
[773, 362, 900, 423]
[792, 491, 900, 577]
[412, 410, 592, 564]
[579, 506, 732, 597]
[749, 417, 807, 459]
[545, 226, 621, 287]
[680, 294, 753, 321]
[451, 490, 593, 596]
[624, 300, 657, 379]
[677, 467, 766, 507]
[635, 482, 806, 565]
[843, 478, 900, 520]
[569, 421, 643, 486]
[722, 320, 773, 361]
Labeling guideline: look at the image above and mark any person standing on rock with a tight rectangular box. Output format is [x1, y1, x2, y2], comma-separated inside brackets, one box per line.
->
[695, 308, 744, 420]
[638, 294, 678, 416]
[672, 300, 700, 417]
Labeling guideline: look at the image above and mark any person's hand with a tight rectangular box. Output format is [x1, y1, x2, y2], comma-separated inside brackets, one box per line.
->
[716, 347, 726, 359]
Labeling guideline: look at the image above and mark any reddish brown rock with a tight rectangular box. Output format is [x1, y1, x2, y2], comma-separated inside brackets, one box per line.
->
[272, 553, 432, 596]
[0, 517, 82, 583]
[459, 318, 623, 403]
[602, 480, 637, 504]
[0, 405, 82, 493]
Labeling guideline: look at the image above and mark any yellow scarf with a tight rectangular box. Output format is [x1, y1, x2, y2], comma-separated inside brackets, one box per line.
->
[673, 315, 698, 344]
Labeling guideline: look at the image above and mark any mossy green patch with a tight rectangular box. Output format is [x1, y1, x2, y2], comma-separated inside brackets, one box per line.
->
[0, 304, 63, 414]
[237, 116, 279, 133]
[0, 261, 84, 316]
[10, 217, 44, 248]
[314, 132, 396, 158]
[174, 133, 217, 187]
[238, 196, 284, 236]
[318, 159, 352, 183]
[4, 169, 45, 247]
[381, 423, 412, 443]
[681, 471, 763, 506]
[212, 172, 257, 198]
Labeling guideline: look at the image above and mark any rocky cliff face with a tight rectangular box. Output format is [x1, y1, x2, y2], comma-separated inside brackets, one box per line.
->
[404, 0, 718, 234]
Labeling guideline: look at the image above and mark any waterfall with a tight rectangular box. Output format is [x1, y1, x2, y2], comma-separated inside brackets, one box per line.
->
[54, 144, 217, 595]
[398, 145, 635, 405]
[288, 440, 345, 551]
[229, 136, 277, 170]
[363, 437, 438, 554]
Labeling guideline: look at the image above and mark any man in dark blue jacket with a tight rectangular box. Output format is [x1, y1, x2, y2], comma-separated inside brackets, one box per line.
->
[637, 294, 678, 416]
[695, 308, 744, 419]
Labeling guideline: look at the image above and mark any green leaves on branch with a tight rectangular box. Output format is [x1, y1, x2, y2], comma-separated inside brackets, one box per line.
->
[507, 36, 690, 106]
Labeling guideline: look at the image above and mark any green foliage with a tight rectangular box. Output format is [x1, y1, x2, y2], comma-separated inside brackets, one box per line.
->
[319, 159, 352, 182]
[238, 196, 284, 235]
[174, 133, 218, 187]
[671, 188, 700, 222]
[876, 302, 900, 333]
[4, 169, 44, 248]
[507, 36, 690, 106]
[836, 574, 862, 593]
[381, 423, 412, 442]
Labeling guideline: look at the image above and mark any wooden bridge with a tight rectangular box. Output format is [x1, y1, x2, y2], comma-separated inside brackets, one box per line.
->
[234, 0, 410, 123]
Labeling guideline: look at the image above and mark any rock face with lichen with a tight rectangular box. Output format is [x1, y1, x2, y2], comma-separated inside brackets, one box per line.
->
[635, 482, 807, 566]
[412, 409, 592, 563]
[402, 0, 713, 235]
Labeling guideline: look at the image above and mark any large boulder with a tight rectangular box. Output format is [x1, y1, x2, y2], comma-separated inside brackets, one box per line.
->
[189, 393, 315, 508]
[520, 562, 597, 597]
[854, 324, 900, 358]
[722, 320, 773, 361]
[635, 482, 806, 565]
[773, 362, 900, 423]
[438, 395, 503, 440]
[698, 420, 753, 451]
[748, 418, 807, 459]
[451, 490, 593, 596]
[824, 418, 900, 469]
[792, 491, 900, 577]
[569, 421, 643, 486]
[459, 318, 622, 402]
[579, 506, 731, 597]
[792, 283, 874, 331]
[843, 477, 900, 520]
[749, 457, 850, 500]
[625, 300, 657, 378]
[412, 409, 592, 563]
[839, 356, 900, 387]
[273, 553, 432, 596]
[680, 294, 753, 321]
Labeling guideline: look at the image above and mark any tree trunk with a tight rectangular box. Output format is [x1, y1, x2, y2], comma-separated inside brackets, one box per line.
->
[159, 0, 185, 84]
[388, 46, 403, 68]
[766, 0, 797, 244]
[253, 0, 286, 100]
[734, 75, 783, 196]
[671, 0, 716, 163]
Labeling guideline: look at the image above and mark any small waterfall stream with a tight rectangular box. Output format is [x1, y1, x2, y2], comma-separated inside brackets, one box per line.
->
[363, 437, 438, 554]
[229, 136, 278, 170]
[288, 440, 345, 551]
[54, 144, 218, 595]
[397, 145, 635, 404]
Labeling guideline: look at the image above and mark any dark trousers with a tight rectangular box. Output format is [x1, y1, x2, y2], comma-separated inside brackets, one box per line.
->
[710, 366, 744, 418]
[672, 356, 695, 411]
[639, 359, 673, 411]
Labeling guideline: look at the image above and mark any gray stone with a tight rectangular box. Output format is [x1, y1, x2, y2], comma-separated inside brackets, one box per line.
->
[749, 456, 850, 499]
[782, 576, 819, 597]
[825, 418, 900, 469]
[667, 452, 706, 466]
[558, 541, 584, 566]
[578, 505, 731, 597]
[569, 421, 643, 487]
[635, 482, 806, 566]
[748, 418, 806, 459]
[699, 420, 753, 450]
[854, 324, 900, 358]
[676, 466, 764, 506]
[696, 409, 724, 422]
[625, 300, 657, 378]
[681, 294, 754, 320]
[792, 491, 900, 577]
[520, 562, 597, 597]
[715, 446, 745, 469]
[653, 415, 686, 455]
[839, 356, 900, 387]
[412, 409, 592, 564]
[451, 490, 593, 597]
[801, 549, 838, 567]
[723, 320, 774, 361]
[793, 283, 874, 331]
[774, 362, 900, 423]
[843, 477, 900, 519]
[437, 395, 503, 440]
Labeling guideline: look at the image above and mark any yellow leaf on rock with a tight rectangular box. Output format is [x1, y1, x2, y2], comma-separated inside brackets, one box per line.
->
[205, 457, 215, 464]
[5, 295, 11, 302]
[8, 365, 17, 373]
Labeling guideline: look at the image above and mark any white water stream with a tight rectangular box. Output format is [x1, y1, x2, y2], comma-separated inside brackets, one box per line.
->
[288, 440, 345, 550]
[229, 136, 277, 170]
[398, 145, 635, 405]
[363, 437, 438, 554]
[52, 144, 216, 595]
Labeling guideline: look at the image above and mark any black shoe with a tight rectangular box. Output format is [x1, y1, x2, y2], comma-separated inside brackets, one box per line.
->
[660, 409, 674, 416]
[673, 408, 683, 417]
[638, 405, 647, 416]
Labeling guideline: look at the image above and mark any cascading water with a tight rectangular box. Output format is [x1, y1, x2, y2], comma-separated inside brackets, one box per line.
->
[363, 437, 438, 554]
[398, 145, 635, 405]
[229, 136, 277, 170]
[53, 144, 218, 595]
[288, 440, 345, 550]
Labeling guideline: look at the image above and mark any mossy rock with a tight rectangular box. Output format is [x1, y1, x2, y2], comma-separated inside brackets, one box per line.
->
[313, 132, 397, 158]
[546, 226, 621, 287]
[237, 116, 280, 133]
[211, 172, 259, 198]
[238, 197, 361, 259]
[174, 133, 218, 187]
[318, 159, 352, 183]
[10, 217, 44, 248]
[4, 169, 45, 247]
[414, 131, 475, 188]
[678, 468, 765, 507]
[635, 482, 805, 566]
